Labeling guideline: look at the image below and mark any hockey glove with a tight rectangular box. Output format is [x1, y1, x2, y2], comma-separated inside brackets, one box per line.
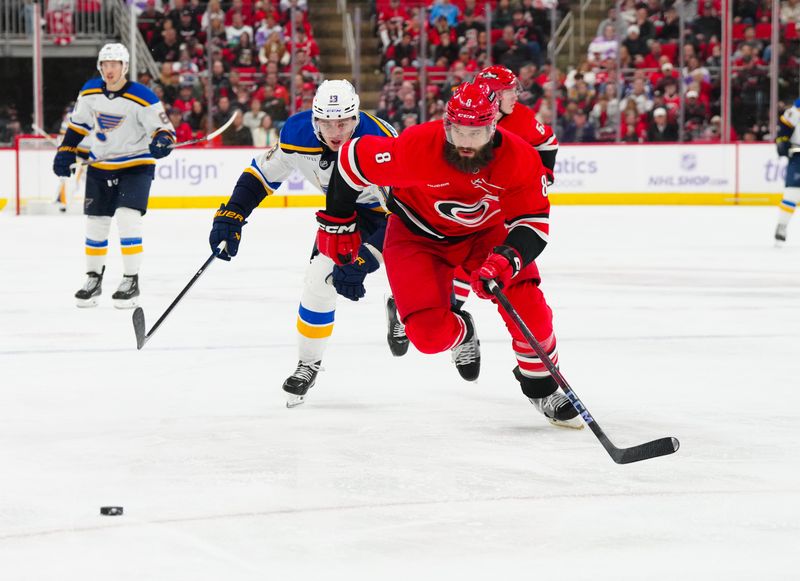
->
[53, 146, 77, 177]
[210, 203, 247, 260]
[470, 246, 522, 300]
[149, 132, 174, 159]
[316, 210, 361, 266]
[329, 244, 381, 301]
[544, 167, 555, 186]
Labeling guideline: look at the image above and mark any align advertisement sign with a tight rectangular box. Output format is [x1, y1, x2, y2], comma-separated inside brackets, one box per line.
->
[0, 143, 785, 211]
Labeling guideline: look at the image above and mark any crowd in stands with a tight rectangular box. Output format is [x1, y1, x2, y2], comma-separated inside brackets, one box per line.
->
[131, 0, 318, 146]
[2, 0, 800, 146]
[374, 0, 800, 143]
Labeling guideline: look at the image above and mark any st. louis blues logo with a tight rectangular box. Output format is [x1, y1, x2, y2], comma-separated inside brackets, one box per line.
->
[94, 112, 125, 142]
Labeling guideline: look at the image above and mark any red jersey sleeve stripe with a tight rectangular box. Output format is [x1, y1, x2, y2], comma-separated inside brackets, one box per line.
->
[337, 138, 371, 190]
[508, 216, 550, 242]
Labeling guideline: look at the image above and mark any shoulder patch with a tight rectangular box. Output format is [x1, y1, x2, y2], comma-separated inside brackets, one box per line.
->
[80, 77, 104, 94]
[122, 82, 160, 107]
[279, 110, 323, 154]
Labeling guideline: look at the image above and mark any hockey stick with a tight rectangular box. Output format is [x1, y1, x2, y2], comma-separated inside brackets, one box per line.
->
[85, 110, 240, 167]
[132, 244, 226, 350]
[487, 280, 680, 465]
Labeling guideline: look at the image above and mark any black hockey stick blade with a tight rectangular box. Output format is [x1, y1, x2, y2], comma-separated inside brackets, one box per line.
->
[132, 307, 147, 350]
[610, 436, 680, 465]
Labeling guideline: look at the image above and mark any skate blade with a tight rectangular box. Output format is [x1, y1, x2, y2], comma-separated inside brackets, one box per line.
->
[286, 394, 306, 408]
[548, 416, 585, 430]
[388, 339, 410, 357]
[76, 297, 99, 308]
[113, 297, 139, 310]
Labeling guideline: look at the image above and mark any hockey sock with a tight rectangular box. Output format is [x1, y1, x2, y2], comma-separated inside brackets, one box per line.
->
[296, 254, 338, 362]
[115, 207, 143, 276]
[513, 332, 558, 380]
[85, 215, 112, 274]
[778, 187, 800, 227]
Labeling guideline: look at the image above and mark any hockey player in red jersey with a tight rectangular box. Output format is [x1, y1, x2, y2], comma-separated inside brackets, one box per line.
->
[477, 64, 559, 186]
[315, 81, 581, 428]
[451, 64, 560, 309]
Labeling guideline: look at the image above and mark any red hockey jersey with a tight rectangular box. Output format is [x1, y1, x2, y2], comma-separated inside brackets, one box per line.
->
[498, 102, 558, 152]
[335, 120, 550, 262]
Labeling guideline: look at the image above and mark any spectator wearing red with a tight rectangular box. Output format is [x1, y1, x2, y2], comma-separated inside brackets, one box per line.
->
[172, 84, 197, 114]
[167, 107, 193, 143]
[138, 0, 165, 46]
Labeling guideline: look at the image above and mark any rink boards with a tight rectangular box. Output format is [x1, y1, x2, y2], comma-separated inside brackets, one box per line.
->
[0, 142, 784, 211]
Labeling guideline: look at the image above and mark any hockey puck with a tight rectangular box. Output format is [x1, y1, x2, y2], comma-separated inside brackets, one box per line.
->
[100, 506, 123, 516]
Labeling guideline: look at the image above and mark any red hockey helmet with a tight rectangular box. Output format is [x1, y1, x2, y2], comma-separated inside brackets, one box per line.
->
[477, 65, 518, 92]
[445, 81, 499, 127]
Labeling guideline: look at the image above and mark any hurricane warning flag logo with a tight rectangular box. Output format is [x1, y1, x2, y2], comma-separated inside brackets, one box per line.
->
[95, 112, 125, 142]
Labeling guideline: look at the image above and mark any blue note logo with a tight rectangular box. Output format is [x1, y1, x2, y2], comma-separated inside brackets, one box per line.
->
[95, 112, 125, 142]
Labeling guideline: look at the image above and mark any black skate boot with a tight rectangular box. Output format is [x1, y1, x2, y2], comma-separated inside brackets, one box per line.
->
[75, 266, 104, 308]
[451, 311, 480, 381]
[112, 274, 140, 309]
[385, 296, 409, 357]
[283, 360, 322, 408]
[775, 223, 787, 246]
[514, 366, 583, 429]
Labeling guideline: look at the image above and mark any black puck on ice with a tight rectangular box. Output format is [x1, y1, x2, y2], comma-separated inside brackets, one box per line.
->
[100, 506, 123, 516]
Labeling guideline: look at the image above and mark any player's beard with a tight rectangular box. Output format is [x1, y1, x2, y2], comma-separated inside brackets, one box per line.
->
[443, 141, 495, 173]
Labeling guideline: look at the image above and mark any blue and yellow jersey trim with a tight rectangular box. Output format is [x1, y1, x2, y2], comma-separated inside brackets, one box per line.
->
[779, 114, 794, 129]
[280, 142, 324, 154]
[68, 121, 91, 136]
[360, 112, 397, 137]
[88, 152, 156, 171]
[242, 159, 277, 195]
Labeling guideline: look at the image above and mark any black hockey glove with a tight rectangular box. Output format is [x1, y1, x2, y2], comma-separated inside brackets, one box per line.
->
[329, 244, 380, 301]
[210, 203, 247, 260]
[53, 145, 77, 177]
[149, 132, 174, 159]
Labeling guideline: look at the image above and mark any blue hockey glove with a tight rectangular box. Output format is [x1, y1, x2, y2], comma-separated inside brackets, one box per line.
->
[210, 203, 247, 260]
[329, 244, 380, 301]
[149, 132, 174, 159]
[53, 145, 77, 177]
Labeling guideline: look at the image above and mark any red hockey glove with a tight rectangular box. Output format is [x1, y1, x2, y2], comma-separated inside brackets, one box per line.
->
[316, 210, 361, 266]
[470, 246, 522, 300]
[544, 167, 555, 186]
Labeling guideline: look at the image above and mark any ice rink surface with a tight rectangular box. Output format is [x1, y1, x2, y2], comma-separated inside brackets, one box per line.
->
[1, 205, 798, 580]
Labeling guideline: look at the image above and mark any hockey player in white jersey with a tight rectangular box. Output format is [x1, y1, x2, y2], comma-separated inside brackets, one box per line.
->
[53, 43, 176, 308]
[209, 80, 407, 407]
[775, 98, 800, 245]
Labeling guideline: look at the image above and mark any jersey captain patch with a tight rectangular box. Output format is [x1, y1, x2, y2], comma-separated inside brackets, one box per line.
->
[95, 112, 126, 142]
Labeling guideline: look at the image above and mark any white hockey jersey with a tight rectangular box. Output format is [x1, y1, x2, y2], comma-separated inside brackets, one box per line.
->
[778, 99, 800, 148]
[243, 110, 396, 209]
[68, 77, 175, 171]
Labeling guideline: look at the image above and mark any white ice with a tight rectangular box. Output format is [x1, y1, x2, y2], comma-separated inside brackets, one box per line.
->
[1, 206, 798, 580]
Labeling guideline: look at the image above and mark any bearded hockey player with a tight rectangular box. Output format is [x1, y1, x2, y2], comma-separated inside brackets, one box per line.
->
[208, 80, 407, 408]
[316, 81, 581, 428]
[53, 43, 175, 308]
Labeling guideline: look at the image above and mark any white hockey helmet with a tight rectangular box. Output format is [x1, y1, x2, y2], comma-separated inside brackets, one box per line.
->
[97, 43, 130, 79]
[311, 79, 360, 140]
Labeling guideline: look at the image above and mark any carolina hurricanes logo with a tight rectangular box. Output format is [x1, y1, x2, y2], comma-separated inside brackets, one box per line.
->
[435, 198, 500, 227]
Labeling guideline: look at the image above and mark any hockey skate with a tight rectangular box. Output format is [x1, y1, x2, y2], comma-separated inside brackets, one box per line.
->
[775, 223, 787, 246]
[529, 391, 583, 430]
[451, 310, 480, 381]
[283, 360, 322, 408]
[385, 296, 409, 357]
[112, 274, 140, 309]
[75, 267, 104, 308]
